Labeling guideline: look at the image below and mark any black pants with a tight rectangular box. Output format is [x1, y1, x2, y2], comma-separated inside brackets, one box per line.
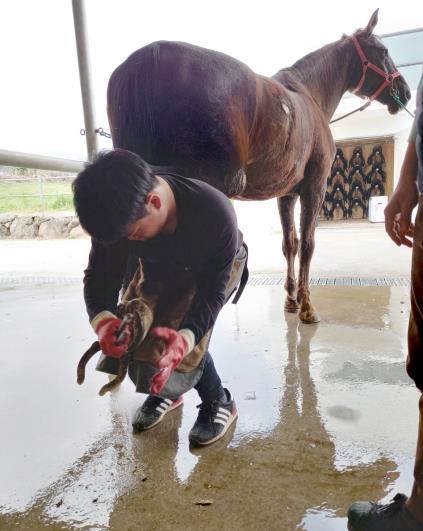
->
[98, 348, 225, 402]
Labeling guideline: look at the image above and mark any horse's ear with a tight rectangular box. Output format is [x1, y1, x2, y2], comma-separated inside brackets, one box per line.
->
[365, 9, 379, 35]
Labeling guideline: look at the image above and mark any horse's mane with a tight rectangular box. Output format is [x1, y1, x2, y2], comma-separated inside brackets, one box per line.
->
[275, 36, 348, 88]
[273, 29, 375, 91]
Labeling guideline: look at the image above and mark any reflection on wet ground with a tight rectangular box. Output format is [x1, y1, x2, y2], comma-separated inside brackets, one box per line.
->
[0, 283, 419, 530]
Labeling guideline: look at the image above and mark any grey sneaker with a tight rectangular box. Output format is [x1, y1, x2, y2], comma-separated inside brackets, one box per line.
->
[132, 395, 183, 432]
[348, 493, 423, 530]
[189, 388, 237, 446]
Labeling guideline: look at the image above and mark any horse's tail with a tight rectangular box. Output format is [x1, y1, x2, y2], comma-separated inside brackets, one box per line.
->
[107, 42, 162, 162]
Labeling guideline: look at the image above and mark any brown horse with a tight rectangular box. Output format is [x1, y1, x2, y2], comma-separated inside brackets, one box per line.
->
[106, 10, 410, 323]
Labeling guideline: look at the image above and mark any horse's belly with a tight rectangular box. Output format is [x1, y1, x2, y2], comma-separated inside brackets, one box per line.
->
[239, 166, 303, 200]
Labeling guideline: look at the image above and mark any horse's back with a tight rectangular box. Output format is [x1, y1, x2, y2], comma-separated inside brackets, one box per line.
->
[107, 41, 258, 193]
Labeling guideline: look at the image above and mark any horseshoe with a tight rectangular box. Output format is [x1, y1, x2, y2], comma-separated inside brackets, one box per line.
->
[77, 313, 134, 395]
[98, 354, 130, 396]
[77, 340, 101, 385]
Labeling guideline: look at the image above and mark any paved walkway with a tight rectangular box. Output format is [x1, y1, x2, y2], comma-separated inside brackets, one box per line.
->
[0, 281, 419, 531]
[0, 220, 418, 530]
[0, 220, 412, 281]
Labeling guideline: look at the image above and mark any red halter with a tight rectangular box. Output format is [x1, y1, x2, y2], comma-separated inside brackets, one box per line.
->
[350, 34, 401, 101]
[330, 35, 403, 124]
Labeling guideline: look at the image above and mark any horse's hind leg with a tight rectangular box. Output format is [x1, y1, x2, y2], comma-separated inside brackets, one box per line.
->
[277, 194, 300, 312]
[297, 188, 324, 324]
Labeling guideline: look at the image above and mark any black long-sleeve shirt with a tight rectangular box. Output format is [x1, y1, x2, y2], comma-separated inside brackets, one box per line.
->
[83, 174, 243, 344]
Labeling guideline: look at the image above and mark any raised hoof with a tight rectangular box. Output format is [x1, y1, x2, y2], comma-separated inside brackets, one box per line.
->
[299, 309, 320, 324]
[284, 298, 300, 312]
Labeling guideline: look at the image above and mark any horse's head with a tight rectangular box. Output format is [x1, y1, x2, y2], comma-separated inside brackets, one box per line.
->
[349, 9, 411, 114]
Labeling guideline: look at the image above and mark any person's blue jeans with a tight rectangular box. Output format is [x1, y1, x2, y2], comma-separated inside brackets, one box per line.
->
[193, 351, 225, 404]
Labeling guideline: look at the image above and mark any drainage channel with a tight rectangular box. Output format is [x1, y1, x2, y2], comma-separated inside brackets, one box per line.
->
[0, 274, 410, 287]
[247, 274, 410, 287]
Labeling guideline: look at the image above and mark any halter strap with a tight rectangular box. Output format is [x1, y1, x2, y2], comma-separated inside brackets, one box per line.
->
[350, 34, 401, 101]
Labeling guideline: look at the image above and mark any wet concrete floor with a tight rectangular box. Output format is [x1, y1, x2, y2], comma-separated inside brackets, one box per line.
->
[0, 281, 420, 530]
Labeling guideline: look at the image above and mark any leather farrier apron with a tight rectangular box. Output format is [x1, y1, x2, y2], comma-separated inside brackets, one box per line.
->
[96, 243, 248, 398]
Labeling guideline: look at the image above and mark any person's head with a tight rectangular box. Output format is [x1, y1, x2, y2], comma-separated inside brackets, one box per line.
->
[73, 149, 164, 243]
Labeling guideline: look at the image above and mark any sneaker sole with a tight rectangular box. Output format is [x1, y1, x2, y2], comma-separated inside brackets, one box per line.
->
[134, 396, 184, 431]
[190, 408, 238, 446]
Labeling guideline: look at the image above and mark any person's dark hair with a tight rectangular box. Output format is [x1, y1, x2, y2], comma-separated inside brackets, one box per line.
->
[72, 149, 159, 243]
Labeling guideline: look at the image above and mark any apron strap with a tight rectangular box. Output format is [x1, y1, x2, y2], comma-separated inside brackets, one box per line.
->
[231, 242, 249, 304]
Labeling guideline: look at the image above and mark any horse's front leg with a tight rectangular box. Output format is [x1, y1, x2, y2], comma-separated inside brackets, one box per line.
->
[277, 194, 300, 312]
[297, 189, 324, 324]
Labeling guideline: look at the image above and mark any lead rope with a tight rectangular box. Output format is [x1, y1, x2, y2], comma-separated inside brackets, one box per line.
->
[391, 91, 415, 118]
[329, 92, 414, 125]
[329, 100, 372, 124]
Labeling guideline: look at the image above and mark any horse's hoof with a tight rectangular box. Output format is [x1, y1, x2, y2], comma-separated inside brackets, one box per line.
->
[284, 298, 300, 312]
[285, 307, 299, 313]
[299, 310, 320, 324]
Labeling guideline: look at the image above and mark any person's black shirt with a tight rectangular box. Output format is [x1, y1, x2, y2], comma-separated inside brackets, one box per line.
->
[83, 174, 243, 344]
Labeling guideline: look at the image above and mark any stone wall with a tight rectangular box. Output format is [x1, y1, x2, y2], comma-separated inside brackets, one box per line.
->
[0, 213, 86, 239]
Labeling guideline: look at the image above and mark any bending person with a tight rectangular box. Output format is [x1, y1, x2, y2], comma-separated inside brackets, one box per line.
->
[73, 149, 248, 447]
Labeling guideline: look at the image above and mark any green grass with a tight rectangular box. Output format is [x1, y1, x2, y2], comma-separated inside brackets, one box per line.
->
[0, 179, 74, 214]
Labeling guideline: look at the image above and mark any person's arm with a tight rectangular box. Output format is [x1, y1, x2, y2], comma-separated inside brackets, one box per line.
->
[148, 190, 240, 395]
[179, 222, 239, 347]
[384, 140, 419, 247]
[84, 238, 131, 357]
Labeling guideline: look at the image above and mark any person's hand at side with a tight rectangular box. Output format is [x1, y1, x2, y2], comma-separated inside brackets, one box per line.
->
[385, 141, 419, 247]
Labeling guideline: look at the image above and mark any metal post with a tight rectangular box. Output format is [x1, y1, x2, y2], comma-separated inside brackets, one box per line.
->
[37, 175, 45, 212]
[72, 0, 98, 162]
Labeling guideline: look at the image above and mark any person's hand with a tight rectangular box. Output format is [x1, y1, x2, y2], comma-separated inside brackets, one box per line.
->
[384, 181, 419, 247]
[149, 327, 189, 394]
[96, 315, 130, 358]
